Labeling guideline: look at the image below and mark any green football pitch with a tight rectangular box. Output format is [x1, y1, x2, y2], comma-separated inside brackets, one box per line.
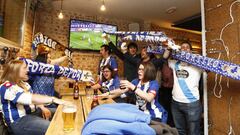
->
[69, 31, 116, 50]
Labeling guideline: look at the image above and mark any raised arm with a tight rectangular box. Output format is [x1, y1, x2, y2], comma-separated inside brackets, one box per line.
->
[50, 56, 68, 65]
[163, 49, 171, 59]
[108, 42, 125, 60]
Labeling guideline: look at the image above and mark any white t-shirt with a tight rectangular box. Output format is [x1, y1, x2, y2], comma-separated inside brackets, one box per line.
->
[169, 60, 203, 103]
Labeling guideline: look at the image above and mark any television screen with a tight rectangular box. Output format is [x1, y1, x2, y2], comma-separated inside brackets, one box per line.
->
[69, 19, 117, 51]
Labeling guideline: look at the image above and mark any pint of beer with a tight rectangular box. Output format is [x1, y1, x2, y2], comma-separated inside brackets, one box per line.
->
[62, 104, 77, 131]
[85, 81, 92, 99]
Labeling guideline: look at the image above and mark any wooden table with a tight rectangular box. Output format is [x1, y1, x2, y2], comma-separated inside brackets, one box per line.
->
[45, 89, 115, 135]
[81, 92, 115, 119]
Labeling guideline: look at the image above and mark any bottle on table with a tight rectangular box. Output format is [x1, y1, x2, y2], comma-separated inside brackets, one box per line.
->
[73, 81, 79, 100]
[91, 89, 99, 109]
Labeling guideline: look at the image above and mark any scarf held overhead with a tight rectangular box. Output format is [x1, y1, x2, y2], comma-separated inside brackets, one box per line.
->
[32, 32, 72, 58]
[21, 58, 93, 82]
[106, 31, 240, 81]
[147, 46, 240, 81]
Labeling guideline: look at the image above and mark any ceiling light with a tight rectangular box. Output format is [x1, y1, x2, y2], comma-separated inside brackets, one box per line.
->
[58, 0, 64, 19]
[100, 5, 106, 11]
[100, 0, 106, 11]
[58, 11, 63, 19]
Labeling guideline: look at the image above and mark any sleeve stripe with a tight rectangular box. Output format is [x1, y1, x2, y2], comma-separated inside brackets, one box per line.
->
[148, 90, 157, 96]
[12, 92, 24, 104]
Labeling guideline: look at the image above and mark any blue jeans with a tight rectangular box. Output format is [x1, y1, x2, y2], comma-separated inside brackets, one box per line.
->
[32, 107, 56, 121]
[8, 108, 56, 135]
[9, 115, 50, 135]
[171, 100, 202, 135]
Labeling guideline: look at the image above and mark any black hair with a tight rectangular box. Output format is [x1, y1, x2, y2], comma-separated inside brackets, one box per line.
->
[181, 41, 193, 50]
[140, 62, 156, 82]
[127, 42, 138, 51]
[102, 64, 116, 82]
[35, 54, 48, 63]
[142, 46, 155, 60]
[100, 44, 111, 54]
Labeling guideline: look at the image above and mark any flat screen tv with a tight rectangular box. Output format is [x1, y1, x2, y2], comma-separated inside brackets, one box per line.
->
[69, 19, 117, 51]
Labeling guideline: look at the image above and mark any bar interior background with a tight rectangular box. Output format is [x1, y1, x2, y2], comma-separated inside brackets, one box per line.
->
[0, 0, 239, 135]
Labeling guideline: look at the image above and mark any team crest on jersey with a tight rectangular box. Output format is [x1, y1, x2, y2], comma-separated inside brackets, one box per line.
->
[4, 82, 12, 88]
[176, 70, 189, 78]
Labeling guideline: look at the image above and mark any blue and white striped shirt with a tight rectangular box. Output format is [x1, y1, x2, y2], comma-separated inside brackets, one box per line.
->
[0, 81, 34, 125]
[169, 60, 202, 103]
[99, 76, 120, 91]
[131, 79, 168, 123]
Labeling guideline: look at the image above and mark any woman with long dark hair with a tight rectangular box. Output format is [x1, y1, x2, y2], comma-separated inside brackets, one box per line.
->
[92, 64, 119, 91]
[109, 62, 168, 123]
[91, 64, 125, 102]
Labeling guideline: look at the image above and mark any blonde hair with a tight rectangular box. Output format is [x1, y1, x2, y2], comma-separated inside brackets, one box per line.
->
[0, 60, 28, 90]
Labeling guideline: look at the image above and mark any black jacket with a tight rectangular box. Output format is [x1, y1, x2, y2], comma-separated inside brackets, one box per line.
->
[109, 42, 141, 81]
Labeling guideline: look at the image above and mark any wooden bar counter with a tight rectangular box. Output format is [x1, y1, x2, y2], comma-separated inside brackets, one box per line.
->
[46, 89, 115, 135]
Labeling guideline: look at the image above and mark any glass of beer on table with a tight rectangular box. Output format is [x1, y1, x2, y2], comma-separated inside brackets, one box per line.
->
[62, 104, 77, 132]
[85, 81, 92, 99]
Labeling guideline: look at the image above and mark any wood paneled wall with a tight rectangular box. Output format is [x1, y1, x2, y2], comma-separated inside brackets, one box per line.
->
[205, 0, 240, 134]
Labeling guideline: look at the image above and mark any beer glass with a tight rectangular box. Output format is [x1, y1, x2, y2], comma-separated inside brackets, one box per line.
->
[119, 77, 127, 90]
[85, 81, 92, 99]
[62, 104, 77, 132]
